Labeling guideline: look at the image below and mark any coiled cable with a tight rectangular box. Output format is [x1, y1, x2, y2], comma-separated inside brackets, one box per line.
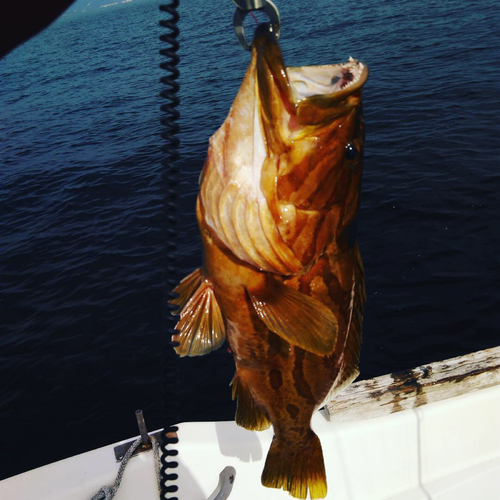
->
[159, 1, 180, 499]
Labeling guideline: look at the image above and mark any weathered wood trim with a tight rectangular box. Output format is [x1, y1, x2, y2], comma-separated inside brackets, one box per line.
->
[323, 346, 500, 422]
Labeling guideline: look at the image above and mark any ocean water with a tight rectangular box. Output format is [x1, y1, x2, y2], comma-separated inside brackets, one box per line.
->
[1, 0, 499, 479]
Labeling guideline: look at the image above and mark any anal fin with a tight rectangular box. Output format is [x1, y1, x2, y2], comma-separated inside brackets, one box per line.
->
[231, 373, 271, 431]
[249, 279, 338, 356]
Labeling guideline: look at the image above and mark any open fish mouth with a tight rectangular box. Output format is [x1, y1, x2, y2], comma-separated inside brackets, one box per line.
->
[253, 23, 368, 125]
[287, 57, 368, 100]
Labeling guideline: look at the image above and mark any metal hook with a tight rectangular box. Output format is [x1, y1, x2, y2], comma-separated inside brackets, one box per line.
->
[232, 0, 280, 51]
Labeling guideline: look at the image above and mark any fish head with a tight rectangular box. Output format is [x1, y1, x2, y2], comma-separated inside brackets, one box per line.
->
[253, 24, 368, 214]
[197, 24, 369, 274]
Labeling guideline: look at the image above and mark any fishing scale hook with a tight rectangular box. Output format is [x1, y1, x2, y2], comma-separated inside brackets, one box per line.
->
[232, 0, 280, 51]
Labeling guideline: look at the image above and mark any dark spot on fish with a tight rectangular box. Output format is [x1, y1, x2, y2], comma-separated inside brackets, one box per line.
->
[331, 75, 341, 85]
[292, 350, 316, 405]
[286, 404, 299, 419]
[269, 369, 283, 390]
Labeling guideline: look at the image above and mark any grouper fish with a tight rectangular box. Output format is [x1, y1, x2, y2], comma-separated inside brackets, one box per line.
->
[171, 24, 368, 499]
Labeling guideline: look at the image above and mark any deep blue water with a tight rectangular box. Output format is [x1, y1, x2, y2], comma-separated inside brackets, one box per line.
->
[1, 0, 499, 480]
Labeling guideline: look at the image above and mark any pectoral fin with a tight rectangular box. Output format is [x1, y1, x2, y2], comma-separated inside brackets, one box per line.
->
[173, 276, 226, 357]
[249, 280, 337, 356]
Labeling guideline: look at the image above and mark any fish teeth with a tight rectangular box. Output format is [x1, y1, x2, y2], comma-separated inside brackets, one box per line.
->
[340, 60, 363, 90]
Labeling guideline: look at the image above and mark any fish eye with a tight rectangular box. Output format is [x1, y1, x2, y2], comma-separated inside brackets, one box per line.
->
[345, 142, 358, 160]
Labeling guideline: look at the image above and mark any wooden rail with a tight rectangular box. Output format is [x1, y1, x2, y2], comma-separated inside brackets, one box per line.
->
[323, 345, 500, 422]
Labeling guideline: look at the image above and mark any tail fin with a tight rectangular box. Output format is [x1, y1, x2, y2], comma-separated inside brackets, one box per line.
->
[261, 430, 327, 499]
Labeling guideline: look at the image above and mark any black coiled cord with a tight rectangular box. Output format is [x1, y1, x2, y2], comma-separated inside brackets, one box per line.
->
[159, 1, 180, 499]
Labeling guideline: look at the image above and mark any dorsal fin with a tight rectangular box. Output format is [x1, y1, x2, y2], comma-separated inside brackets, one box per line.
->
[332, 245, 365, 390]
[319, 245, 365, 407]
[249, 280, 338, 356]
[170, 268, 202, 314]
[172, 275, 226, 357]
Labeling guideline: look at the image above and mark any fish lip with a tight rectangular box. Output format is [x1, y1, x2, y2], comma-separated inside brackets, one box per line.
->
[252, 23, 295, 113]
[252, 22, 281, 52]
[252, 23, 283, 69]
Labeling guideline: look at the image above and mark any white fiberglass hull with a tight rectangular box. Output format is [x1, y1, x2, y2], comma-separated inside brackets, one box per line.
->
[2, 349, 499, 500]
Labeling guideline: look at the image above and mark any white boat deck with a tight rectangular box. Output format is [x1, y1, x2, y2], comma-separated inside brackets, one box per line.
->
[2, 348, 500, 500]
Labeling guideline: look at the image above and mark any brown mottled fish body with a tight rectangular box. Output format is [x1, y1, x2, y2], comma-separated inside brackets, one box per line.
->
[172, 25, 368, 499]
